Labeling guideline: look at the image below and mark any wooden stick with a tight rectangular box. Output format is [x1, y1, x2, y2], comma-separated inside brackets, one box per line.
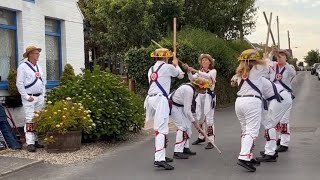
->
[200, 130, 222, 154]
[263, 12, 276, 46]
[151, 40, 163, 48]
[265, 12, 273, 53]
[173, 18, 177, 60]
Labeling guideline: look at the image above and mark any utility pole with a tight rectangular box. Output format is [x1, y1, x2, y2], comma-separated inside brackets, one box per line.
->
[287, 30, 291, 49]
[277, 16, 280, 49]
[287, 30, 292, 57]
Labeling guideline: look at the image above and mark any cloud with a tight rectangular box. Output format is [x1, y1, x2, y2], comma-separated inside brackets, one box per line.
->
[311, 1, 320, 7]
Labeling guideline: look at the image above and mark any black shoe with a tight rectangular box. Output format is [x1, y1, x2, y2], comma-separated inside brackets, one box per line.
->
[250, 158, 261, 166]
[276, 139, 281, 146]
[165, 157, 173, 162]
[276, 145, 288, 152]
[204, 142, 214, 149]
[35, 141, 45, 148]
[256, 154, 277, 162]
[27, 144, 36, 152]
[192, 138, 205, 145]
[154, 161, 174, 170]
[183, 148, 196, 155]
[173, 152, 189, 159]
[237, 159, 256, 172]
[260, 151, 278, 158]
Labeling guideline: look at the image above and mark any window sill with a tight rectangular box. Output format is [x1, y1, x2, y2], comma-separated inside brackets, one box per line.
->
[0, 81, 8, 90]
[0, 81, 60, 90]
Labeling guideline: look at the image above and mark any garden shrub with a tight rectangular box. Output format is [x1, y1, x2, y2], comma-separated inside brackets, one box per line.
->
[47, 65, 145, 141]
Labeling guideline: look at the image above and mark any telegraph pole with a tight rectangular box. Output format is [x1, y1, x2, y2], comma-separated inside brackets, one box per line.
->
[287, 30, 291, 50]
[277, 16, 280, 48]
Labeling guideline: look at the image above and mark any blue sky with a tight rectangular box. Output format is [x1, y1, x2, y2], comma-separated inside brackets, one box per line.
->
[246, 0, 320, 62]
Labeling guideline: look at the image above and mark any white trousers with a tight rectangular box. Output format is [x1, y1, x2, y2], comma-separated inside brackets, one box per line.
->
[22, 95, 44, 145]
[170, 105, 192, 153]
[235, 97, 262, 161]
[262, 91, 292, 155]
[144, 94, 169, 161]
[279, 102, 292, 147]
[195, 93, 216, 141]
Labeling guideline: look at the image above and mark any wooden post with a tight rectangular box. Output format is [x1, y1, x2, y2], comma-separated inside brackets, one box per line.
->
[265, 12, 273, 53]
[263, 12, 276, 46]
[173, 18, 177, 60]
[277, 16, 280, 49]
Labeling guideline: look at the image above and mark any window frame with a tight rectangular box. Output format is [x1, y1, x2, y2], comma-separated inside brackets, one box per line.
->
[0, 9, 18, 90]
[45, 18, 62, 89]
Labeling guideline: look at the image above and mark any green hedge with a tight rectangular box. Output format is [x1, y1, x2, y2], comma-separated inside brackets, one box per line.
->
[125, 28, 252, 107]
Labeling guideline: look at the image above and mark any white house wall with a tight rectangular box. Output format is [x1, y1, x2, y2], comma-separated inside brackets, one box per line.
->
[0, 0, 85, 126]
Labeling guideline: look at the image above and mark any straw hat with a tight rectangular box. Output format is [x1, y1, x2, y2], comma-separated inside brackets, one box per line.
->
[277, 49, 290, 60]
[198, 54, 215, 65]
[191, 77, 212, 89]
[23, 45, 42, 58]
[150, 48, 173, 58]
[238, 49, 261, 61]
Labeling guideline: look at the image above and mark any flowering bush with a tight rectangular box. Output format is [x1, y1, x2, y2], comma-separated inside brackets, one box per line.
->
[46, 65, 145, 141]
[33, 98, 95, 143]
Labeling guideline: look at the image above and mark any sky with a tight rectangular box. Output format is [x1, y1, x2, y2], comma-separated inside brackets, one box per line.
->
[246, 0, 320, 62]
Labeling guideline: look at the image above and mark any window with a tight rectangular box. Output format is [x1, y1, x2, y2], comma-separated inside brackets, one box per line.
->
[45, 18, 61, 86]
[23, 0, 35, 3]
[0, 8, 17, 88]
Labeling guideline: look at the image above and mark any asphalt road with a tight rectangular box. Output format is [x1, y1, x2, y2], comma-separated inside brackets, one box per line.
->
[4, 71, 320, 180]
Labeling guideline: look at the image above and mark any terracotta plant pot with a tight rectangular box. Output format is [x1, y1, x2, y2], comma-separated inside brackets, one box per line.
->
[46, 131, 82, 153]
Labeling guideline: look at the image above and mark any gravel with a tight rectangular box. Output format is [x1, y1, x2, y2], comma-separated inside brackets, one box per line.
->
[0, 131, 152, 165]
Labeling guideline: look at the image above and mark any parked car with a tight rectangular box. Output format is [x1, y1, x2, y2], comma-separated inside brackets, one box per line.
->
[311, 63, 320, 75]
[317, 67, 320, 80]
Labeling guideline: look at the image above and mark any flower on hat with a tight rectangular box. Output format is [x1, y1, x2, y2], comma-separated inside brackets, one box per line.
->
[238, 49, 261, 61]
[150, 48, 173, 58]
[192, 77, 212, 89]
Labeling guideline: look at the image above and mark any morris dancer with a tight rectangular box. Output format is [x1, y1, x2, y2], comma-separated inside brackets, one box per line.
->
[16, 45, 45, 152]
[187, 54, 217, 149]
[169, 77, 212, 159]
[267, 47, 296, 152]
[144, 48, 184, 170]
[231, 49, 266, 172]
[256, 77, 292, 162]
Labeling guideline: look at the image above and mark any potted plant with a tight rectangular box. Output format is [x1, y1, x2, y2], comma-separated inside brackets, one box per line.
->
[5, 69, 22, 107]
[33, 97, 95, 153]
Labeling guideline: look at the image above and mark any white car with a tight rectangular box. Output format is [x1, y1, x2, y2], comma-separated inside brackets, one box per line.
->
[317, 66, 320, 75]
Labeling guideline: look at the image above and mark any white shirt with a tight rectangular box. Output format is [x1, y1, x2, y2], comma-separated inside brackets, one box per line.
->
[16, 60, 46, 100]
[147, 61, 184, 96]
[170, 84, 195, 122]
[237, 66, 264, 97]
[266, 53, 296, 91]
[261, 77, 284, 99]
[269, 63, 296, 91]
[188, 69, 217, 91]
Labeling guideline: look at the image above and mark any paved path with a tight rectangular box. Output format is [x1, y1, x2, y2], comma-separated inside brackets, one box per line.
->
[3, 71, 320, 180]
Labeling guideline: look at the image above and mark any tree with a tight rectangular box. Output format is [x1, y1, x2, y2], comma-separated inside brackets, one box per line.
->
[298, 61, 304, 67]
[183, 0, 257, 39]
[304, 50, 320, 66]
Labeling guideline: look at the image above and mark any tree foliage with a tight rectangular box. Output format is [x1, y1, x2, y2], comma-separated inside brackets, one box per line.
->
[304, 49, 320, 66]
[78, 0, 258, 64]
[125, 28, 253, 107]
